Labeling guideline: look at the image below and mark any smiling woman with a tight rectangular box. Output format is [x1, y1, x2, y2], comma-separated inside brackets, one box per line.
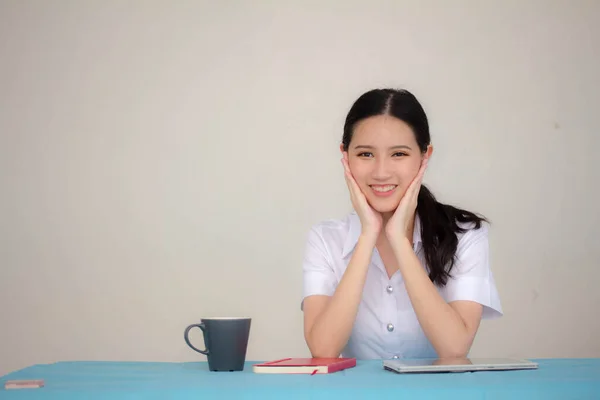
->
[345, 115, 424, 212]
[301, 88, 503, 360]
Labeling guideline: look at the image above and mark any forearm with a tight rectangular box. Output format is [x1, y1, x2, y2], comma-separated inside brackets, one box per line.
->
[391, 238, 471, 358]
[308, 234, 376, 357]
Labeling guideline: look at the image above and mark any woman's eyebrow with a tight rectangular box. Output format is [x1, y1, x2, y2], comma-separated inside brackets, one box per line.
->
[353, 145, 412, 150]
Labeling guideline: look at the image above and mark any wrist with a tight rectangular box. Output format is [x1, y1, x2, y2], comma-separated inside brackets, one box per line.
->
[385, 225, 407, 241]
[358, 231, 379, 247]
[389, 235, 413, 254]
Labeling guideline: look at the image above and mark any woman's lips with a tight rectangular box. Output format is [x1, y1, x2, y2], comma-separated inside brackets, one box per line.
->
[370, 184, 397, 197]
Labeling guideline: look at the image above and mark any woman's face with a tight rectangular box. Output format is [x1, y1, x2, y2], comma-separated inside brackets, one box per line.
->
[342, 115, 431, 214]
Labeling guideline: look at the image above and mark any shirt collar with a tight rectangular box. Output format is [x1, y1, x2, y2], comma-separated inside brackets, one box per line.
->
[342, 212, 422, 258]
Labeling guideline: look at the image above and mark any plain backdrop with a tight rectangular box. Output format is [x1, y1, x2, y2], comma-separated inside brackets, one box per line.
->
[1, 0, 599, 376]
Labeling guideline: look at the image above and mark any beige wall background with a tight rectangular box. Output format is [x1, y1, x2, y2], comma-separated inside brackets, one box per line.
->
[1, 0, 599, 376]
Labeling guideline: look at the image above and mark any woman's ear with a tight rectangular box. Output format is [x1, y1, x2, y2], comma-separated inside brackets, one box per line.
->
[424, 144, 434, 161]
[340, 144, 350, 162]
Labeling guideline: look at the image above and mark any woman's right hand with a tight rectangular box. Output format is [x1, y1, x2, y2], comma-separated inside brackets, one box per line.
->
[342, 154, 382, 239]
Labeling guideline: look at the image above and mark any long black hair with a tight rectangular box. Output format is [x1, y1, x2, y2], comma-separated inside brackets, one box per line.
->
[341, 88, 487, 286]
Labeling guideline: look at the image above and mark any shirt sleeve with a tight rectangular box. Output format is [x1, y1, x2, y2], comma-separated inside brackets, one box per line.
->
[439, 223, 503, 319]
[301, 226, 337, 310]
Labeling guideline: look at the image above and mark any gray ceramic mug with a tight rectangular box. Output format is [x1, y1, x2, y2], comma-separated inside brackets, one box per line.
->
[184, 317, 251, 371]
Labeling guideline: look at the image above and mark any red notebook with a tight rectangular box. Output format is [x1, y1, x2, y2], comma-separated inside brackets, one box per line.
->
[252, 358, 356, 374]
[4, 380, 45, 390]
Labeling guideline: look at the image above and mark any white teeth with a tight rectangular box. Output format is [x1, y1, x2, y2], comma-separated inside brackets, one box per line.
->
[371, 185, 396, 192]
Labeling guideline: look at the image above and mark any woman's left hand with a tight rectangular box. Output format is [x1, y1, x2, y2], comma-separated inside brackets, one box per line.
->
[385, 157, 429, 242]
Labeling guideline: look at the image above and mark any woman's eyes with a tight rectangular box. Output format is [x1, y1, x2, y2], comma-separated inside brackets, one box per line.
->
[356, 152, 407, 158]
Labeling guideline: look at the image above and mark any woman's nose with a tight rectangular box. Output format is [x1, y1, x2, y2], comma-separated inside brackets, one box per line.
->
[372, 158, 392, 180]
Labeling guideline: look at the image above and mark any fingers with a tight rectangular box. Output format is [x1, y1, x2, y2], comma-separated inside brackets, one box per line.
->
[341, 157, 360, 193]
[415, 157, 428, 184]
[406, 158, 429, 198]
[341, 158, 359, 205]
[341, 158, 353, 188]
[341, 156, 371, 213]
[416, 157, 428, 178]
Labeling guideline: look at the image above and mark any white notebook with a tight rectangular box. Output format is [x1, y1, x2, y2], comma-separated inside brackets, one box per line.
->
[383, 357, 538, 374]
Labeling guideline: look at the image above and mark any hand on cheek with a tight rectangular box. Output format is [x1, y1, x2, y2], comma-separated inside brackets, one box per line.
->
[386, 157, 429, 241]
[341, 153, 383, 238]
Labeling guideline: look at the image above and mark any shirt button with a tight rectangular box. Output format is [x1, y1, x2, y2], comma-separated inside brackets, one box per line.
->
[392, 355, 399, 359]
[387, 323, 394, 332]
[386, 285, 393, 294]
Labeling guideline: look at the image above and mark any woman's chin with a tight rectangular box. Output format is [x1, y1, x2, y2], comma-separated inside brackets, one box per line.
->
[367, 197, 400, 214]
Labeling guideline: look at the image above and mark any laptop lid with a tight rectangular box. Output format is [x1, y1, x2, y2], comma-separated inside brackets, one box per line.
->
[383, 358, 538, 374]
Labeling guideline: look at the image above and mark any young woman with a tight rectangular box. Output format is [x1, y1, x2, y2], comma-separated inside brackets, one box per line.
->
[301, 88, 502, 360]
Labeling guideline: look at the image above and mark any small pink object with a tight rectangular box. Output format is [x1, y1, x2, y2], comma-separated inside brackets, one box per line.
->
[4, 379, 45, 389]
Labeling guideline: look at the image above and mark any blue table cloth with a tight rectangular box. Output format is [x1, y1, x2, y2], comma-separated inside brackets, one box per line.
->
[1, 358, 599, 399]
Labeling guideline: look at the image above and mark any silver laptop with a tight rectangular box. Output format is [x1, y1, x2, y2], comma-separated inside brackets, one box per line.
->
[383, 357, 538, 374]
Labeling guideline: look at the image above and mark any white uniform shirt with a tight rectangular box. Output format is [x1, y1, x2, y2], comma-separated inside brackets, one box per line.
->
[301, 212, 503, 359]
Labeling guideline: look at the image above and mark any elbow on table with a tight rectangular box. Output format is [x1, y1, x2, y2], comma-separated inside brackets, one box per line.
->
[310, 349, 341, 359]
[437, 345, 469, 360]
[307, 340, 341, 359]
[305, 329, 343, 358]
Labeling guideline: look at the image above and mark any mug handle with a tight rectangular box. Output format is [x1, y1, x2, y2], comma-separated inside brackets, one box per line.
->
[184, 323, 209, 355]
